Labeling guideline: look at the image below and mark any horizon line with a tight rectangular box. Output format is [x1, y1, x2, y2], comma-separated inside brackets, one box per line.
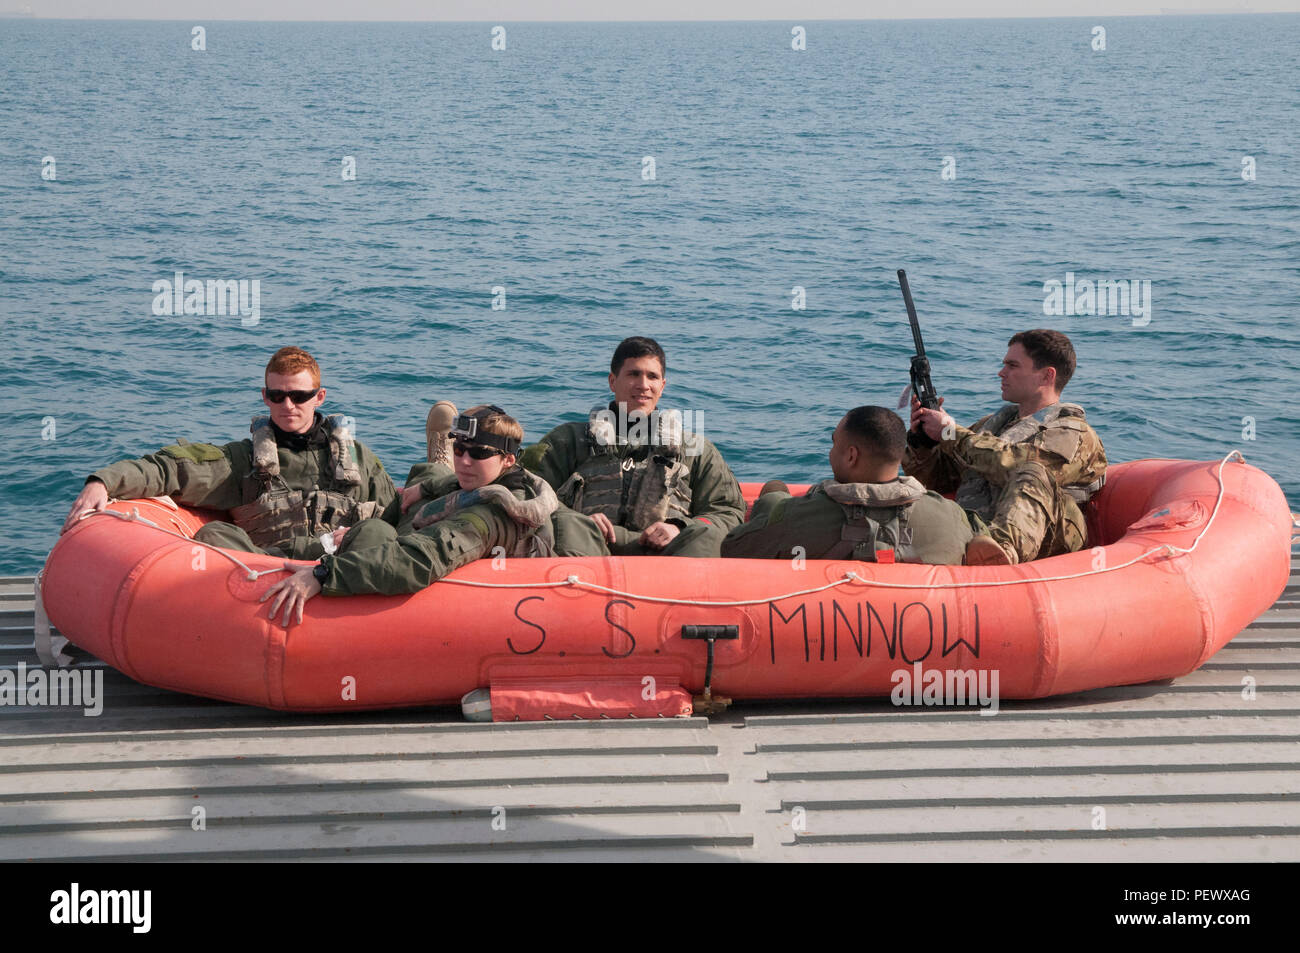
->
[6, 12, 1300, 23]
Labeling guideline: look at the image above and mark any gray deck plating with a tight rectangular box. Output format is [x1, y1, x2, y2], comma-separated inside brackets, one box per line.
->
[2, 543, 1298, 862]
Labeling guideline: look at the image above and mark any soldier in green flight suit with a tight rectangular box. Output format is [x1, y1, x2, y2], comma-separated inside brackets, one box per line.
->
[519, 337, 745, 558]
[722, 406, 973, 564]
[61, 347, 396, 560]
[261, 404, 558, 625]
[904, 329, 1108, 565]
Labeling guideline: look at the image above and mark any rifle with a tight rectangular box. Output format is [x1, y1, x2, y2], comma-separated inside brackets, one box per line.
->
[897, 269, 941, 447]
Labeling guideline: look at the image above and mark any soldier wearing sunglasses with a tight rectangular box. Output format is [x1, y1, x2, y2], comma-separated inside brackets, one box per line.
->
[62, 347, 396, 559]
[262, 405, 558, 625]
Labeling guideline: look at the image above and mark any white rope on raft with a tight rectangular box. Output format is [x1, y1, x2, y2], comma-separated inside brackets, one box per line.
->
[74, 507, 284, 581]
[436, 451, 1246, 604]
[74, 451, 1245, 604]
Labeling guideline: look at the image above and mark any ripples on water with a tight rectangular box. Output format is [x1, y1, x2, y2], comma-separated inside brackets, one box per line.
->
[1, 16, 1297, 572]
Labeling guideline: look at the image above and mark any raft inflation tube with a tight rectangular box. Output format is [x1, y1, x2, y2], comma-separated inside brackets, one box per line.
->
[40, 455, 1293, 720]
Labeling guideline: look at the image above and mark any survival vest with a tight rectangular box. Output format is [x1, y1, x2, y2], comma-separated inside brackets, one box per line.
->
[816, 476, 926, 563]
[228, 414, 383, 547]
[557, 405, 694, 532]
[411, 468, 559, 559]
[955, 402, 1106, 517]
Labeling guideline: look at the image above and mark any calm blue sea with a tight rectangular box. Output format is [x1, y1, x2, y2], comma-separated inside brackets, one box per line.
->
[1, 16, 1297, 574]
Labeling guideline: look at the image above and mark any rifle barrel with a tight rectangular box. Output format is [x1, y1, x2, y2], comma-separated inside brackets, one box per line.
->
[897, 269, 927, 358]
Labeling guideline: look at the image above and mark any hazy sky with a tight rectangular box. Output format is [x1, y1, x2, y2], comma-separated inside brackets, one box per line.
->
[9, 1, 1299, 20]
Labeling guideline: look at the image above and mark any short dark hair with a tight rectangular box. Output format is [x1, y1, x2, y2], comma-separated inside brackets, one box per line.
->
[610, 337, 666, 376]
[842, 406, 907, 462]
[1009, 329, 1076, 391]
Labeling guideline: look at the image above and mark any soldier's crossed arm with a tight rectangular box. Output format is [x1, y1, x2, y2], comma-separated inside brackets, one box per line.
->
[947, 421, 1088, 488]
[902, 442, 963, 494]
[325, 507, 502, 596]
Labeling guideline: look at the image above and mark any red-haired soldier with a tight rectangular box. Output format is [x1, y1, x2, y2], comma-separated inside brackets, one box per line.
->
[61, 347, 396, 559]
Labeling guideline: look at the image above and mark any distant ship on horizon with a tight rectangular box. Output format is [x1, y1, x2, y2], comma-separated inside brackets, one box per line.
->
[0, 4, 35, 16]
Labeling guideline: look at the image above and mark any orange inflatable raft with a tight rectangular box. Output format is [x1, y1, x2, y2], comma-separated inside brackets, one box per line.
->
[38, 455, 1293, 719]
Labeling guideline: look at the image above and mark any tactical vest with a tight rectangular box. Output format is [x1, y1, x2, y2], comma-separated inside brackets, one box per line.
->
[955, 403, 1104, 517]
[556, 406, 693, 532]
[411, 469, 558, 558]
[227, 414, 382, 547]
[818, 477, 925, 563]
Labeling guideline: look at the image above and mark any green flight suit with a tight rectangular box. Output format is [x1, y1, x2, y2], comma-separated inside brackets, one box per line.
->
[317, 466, 555, 596]
[902, 401, 1108, 562]
[722, 478, 973, 565]
[88, 413, 396, 559]
[520, 409, 745, 558]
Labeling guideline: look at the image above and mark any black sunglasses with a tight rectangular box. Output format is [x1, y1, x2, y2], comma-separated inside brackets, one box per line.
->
[263, 388, 320, 405]
[453, 440, 505, 460]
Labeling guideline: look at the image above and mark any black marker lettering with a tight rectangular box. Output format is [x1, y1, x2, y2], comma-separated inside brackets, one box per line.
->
[943, 602, 980, 657]
[898, 602, 934, 664]
[865, 600, 898, 659]
[507, 596, 547, 655]
[833, 599, 862, 659]
[768, 601, 808, 664]
[602, 599, 637, 659]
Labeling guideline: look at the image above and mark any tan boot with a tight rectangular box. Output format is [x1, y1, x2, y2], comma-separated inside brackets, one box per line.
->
[425, 400, 458, 465]
[965, 535, 1017, 566]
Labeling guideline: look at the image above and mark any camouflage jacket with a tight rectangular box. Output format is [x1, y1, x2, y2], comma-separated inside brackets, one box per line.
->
[89, 414, 396, 547]
[902, 402, 1107, 521]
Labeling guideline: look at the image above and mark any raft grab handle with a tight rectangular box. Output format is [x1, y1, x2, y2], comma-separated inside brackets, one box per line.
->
[682, 625, 739, 716]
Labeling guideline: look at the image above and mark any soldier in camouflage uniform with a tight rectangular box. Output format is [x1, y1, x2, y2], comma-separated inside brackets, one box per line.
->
[904, 329, 1107, 565]
[723, 406, 973, 565]
[61, 347, 396, 560]
[262, 405, 557, 625]
[519, 337, 745, 558]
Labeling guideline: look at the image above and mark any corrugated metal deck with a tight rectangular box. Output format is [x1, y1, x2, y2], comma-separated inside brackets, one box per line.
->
[3, 539, 1298, 861]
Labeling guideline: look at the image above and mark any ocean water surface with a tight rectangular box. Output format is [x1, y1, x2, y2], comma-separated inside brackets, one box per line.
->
[1, 16, 1297, 573]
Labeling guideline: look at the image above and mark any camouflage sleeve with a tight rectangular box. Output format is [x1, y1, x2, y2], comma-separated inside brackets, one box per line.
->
[354, 440, 397, 509]
[901, 441, 963, 494]
[681, 438, 746, 532]
[322, 503, 518, 596]
[89, 440, 248, 511]
[519, 422, 582, 491]
[944, 418, 1107, 489]
[901, 413, 993, 494]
